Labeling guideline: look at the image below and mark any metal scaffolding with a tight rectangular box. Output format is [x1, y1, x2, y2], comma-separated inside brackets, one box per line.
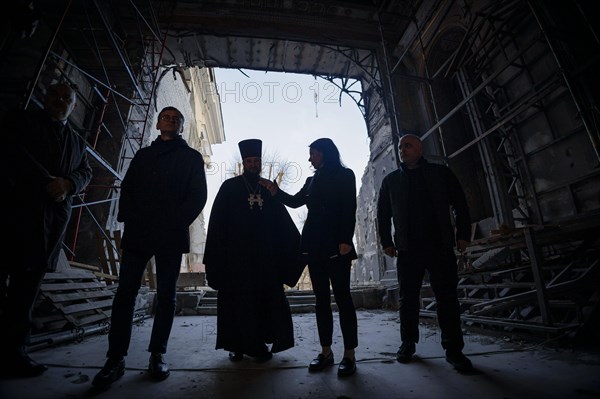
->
[384, 0, 600, 337]
[6, 1, 172, 274]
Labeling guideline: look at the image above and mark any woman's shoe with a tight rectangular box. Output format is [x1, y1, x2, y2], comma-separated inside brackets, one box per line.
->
[228, 352, 244, 362]
[337, 357, 356, 376]
[308, 352, 334, 371]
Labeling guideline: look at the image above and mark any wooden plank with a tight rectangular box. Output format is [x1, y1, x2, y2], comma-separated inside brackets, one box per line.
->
[41, 282, 106, 291]
[75, 311, 112, 326]
[62, 309, 112, 326]
[69, 261, 101, 272]
[105, 229, 120, 278]
[45, 289, 114, 303]
[95, 230, 111, 277]
[44, 271, 99, 281]
[59, 299, 114, 314]
[94, 272, 118, 280]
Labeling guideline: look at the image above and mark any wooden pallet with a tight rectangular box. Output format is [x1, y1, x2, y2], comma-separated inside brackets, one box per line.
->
[32, 269, 114, 334]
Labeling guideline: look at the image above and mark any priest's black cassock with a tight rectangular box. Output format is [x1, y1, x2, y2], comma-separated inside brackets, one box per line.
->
[203, 171, 302, 357]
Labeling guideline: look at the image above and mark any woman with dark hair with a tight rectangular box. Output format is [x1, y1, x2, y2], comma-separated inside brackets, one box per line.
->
[261, 138, 358, 376]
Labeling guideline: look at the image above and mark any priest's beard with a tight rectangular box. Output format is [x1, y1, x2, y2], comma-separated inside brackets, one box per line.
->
[243, 168, 261, 181]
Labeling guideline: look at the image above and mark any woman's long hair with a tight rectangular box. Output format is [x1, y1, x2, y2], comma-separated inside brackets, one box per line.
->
[309, 138, 345, 168]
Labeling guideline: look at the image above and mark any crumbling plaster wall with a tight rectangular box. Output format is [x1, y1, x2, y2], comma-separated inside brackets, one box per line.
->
[352, 76, 398, 287]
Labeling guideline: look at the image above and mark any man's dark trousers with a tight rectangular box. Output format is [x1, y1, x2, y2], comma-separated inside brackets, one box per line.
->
[396, 247, 464, 351]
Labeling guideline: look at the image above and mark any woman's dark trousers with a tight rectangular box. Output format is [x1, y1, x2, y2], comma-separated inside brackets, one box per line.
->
[308, 256, 358, 350]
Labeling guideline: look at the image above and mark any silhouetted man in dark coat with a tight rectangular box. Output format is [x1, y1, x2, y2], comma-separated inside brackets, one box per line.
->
[377, 134, 473, 372]
[3, 82, 92, 377]
[93, 106, 207, 387]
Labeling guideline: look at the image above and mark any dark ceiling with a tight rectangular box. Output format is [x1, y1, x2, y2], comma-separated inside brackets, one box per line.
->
[37, 0, 420, 87]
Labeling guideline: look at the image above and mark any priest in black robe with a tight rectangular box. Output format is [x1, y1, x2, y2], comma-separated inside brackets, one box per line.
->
[203, 139, 303, 361]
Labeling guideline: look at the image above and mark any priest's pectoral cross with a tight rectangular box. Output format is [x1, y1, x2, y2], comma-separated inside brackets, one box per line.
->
[248, 193, 264, 210]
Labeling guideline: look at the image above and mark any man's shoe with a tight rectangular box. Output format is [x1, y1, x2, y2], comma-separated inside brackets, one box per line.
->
[337, 357, 356, 377]
[396, 342, 416, 363]
[228, 352, 244, 362]
[148, 353, 170, 381]
[445, 350, 473, 372]
[6, 352, 48, 378]
[308, 352, 334, 371]
[92, 357, 125, 387]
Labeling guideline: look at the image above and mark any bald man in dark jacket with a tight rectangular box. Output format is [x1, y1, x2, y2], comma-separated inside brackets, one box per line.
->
[377, 134, 473, 372]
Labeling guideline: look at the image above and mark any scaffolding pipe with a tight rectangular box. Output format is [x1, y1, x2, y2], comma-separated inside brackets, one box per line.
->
[128, 0, 162, 42]
[376, 9, 401, 140]
[448, 73, 562, 159]
[93, 0, 145, 100]
[27, 315, 150, 352]
[23, 0, 73, 109]
[70, 191, 87, 261]
[136, 33, 170, 152]
[83, 0, 128, 131]
[416, 19, 447, 158]
[389, 0, 449, 76]
[71, 197, 118, 208]
[85, 146, 123, 181]
[574, 0, 599, 45]
[528, 0, 600, 163]
[75, 195, 121, 256]
[49, 51, 143, 109]
[420, 35, 540, 142]
[92, 90, 111, 148]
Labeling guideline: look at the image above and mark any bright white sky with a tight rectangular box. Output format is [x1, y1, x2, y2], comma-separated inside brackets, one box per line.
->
[204, 68, 370, 228]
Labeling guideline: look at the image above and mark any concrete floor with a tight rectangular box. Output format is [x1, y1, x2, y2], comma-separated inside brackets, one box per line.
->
[1, 310, 599, 399]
